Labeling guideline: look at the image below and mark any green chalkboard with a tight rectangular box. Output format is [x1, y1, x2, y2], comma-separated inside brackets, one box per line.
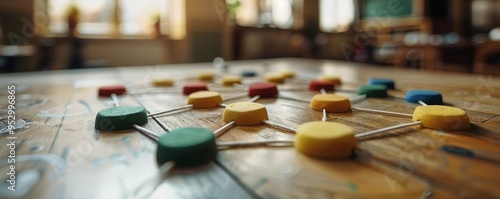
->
[363, 0, 413, 18]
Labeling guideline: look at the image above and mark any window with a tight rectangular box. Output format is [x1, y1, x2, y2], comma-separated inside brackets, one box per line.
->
[41, 0, 185, 39]
[320, 0, 355, 33]
[472, 0, 498, 29]
[228, 0, 300, 29]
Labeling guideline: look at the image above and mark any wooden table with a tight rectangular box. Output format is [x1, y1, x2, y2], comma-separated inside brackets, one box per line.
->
[1, 58, 499, 199]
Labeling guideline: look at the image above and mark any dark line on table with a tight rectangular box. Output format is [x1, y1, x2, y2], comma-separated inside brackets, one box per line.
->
[214, 159, 263, 199]
[94, 130, 99, 140]
[130, 93, 170, 133]
[481, 115, 496, 123]
[354, 148, 473, 198]
[48, 90, 74, 153]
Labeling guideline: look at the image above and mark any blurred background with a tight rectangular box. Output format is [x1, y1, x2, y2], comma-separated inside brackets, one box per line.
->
[0, 0, 499, 75]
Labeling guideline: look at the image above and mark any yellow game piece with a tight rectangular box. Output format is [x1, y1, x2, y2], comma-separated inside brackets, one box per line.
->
[223, 102, 268, 125]
[152, 78, 174, 86]
[221, 75, 242, 86]
[187, 91, 223, 109]
[265, 73, 286, 84]
[281, 70, 296, 78]
[197, 71, 215, 81]
[295, 121, 356, 158]
[412, 105, 470, 130]
[310, 94, 351, 113]
[319, 75, 342, 86]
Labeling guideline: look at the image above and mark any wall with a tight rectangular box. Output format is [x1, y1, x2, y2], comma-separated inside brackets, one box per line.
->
[50, 38, 167, 70]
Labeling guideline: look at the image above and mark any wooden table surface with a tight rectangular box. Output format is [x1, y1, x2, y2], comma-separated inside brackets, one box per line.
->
[1, 58, 499, 199]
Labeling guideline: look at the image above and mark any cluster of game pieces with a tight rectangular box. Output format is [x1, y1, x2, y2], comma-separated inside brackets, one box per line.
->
[94, 70, 471, 170]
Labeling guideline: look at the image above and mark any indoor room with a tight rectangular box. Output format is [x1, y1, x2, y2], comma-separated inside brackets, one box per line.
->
[0, 1, 499, 199]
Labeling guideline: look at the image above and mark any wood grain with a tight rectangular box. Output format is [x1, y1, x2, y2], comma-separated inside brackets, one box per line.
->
[1, 58, 499, 199]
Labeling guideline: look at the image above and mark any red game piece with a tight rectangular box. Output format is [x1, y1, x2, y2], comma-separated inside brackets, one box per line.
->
[248, 82, 278, 98]
[98, 85, 127, 97]
[183, 82, 209, 95]
[309, 80, 335, 91]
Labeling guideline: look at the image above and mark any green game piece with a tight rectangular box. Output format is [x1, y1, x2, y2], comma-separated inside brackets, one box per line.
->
[95, 106, 148, 131]
[358, 85, 388, 98]
[156, 127, 217, 167]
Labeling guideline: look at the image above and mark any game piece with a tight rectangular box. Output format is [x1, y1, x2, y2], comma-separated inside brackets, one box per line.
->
[183, 82, 209, 95]
[152, 77, 174, 86]
[319, 75, 342, 85]
[281, 70, 296, 78]
[309, 80, 335, 91]
[310, 94, 351, 113]
[223, 102, 268, 125]
[187, 91, 223, 109]
[221, 75, 242, 86]
[95, 106, 148, 131]
[405, 90, 443, 105]
[98, 85, 127, 97]
[369, 78, 395, 89]
[358, 85, 388, 97]
[197, 71, 215, 81]
[215, 98, 292, 137]
[265, 73, 286, 84]
[412, 105, 470, 130]
[241, 70, 257, 77]
[248, 82, 279, 98]
[156, 127, 217, 166]
[295, 121, 357, 158]
[149, 91, 253, 118]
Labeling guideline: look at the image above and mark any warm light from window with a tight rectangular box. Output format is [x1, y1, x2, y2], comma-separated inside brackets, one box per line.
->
[76, 0, 114, 34]
[45, 0, 185, 39]
[320, 0, 355, 32]
[272, 0, 293, 28]
[472, 0, 495, 28]
[235, 0, 259, 26]
[168, 0, 186, 40]
[229, 0, 297, 29]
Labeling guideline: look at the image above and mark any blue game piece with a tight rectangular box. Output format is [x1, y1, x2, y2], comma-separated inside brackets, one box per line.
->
[369, 78, 395, 89]
[241, 70, 257, 77]
[405, 90, 443, 105]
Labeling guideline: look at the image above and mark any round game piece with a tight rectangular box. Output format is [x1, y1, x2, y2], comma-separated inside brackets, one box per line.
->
[369, 78, 395, 89]
[221, 75, 242, 86]
[405, 90, 443, 105]
[183, 82, 208, 95]
[223, 102, 268, 125]
[281, 70, 296, 78]
[98, 85, 127, 97]
[248, 82, 278, 98]
[319, 75, 342, 86]
[295, 121, 357, 158]
[241, 70, 257, 77]
[156, 127, 217, 167]
[264, 73, 286, 84]
[309, 80, 335, 92]
[310, 94, 351, 113]
[358, 85, 388, 98]
[412, 105, 470, 130]
[95, 106, 148, 131]
[197, 71, 215, 81]
[187, 91, 223, 109]
[152, 78, 174, 86]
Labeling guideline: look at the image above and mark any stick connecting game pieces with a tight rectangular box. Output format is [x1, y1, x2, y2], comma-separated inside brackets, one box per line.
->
[405, 90, 443, 105]
[218, 103, 471, 158]
[95, 90, 252, 131]
[90, 70, 479, 198]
